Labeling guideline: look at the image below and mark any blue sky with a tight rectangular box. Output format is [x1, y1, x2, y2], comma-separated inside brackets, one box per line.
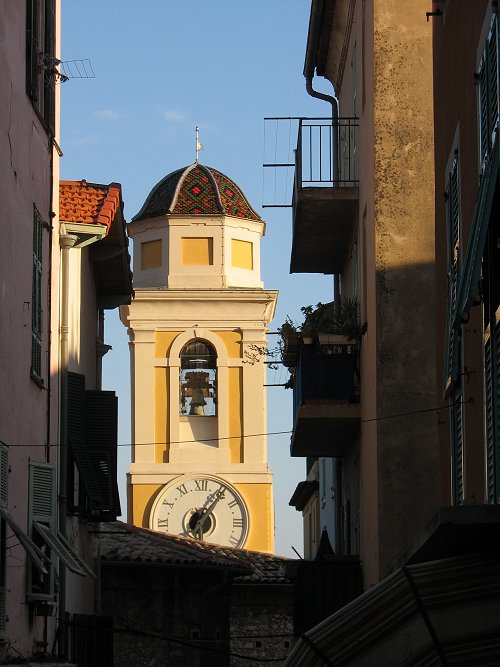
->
[60, 1, 334, 557]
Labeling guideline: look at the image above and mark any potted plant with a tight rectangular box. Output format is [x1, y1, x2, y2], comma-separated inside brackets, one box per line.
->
[276, 296, 361, 368]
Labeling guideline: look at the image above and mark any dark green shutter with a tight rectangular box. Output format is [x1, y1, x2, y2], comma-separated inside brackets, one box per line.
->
[28, 462, 56, 599]
[42, 0, 56, 130]
[25, 0, 38, 101]
[487, 16, 498, 140]
[0, 446, 8, 511]
[478, 57, 489, 165]
[478, 16, 499, 165]
[451, 390, 464, 505]
[485, 318, 500, 504]
[85, 391, 121, 520]
[444, 159, 460, 394]
[455, 131, 499, 323]
[0, 445, 7, 638]
[68, 372, 103, 507]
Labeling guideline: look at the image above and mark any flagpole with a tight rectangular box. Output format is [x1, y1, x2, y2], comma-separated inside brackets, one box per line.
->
[196, 126, 199, 163]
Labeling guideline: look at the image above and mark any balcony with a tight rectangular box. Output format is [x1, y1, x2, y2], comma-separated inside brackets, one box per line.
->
[263, 117, 358, 275]
[287, 335, 360, 457]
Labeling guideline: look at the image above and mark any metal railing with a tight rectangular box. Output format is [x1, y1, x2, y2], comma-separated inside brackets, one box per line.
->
[263, 117, 359, 207]
[297, 117, 358, 187]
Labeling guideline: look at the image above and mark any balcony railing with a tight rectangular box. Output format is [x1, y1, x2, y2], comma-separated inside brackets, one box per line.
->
[291, 339, 359, 420]
[287, 336, 361, 457]
[296, 117, 358, 189]
[263, 117, 359, 208]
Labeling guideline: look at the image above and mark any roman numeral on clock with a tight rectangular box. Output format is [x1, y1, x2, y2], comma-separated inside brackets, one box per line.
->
[228, 535, 239, 547]
[176, 483, 188, 496]
[233, 518, 243, 528]
[227, 498, 238, 508]
[194, 479, 208, 491]
[158, 518, 168, 528]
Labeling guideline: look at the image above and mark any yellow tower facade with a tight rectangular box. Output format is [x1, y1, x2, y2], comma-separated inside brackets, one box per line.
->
[121, 163, 277, 552]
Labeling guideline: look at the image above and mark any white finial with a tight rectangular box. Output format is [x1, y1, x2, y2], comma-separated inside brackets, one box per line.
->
[195, 126, 204, 162]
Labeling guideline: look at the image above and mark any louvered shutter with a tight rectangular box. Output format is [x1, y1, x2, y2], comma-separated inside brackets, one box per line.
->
[43, 0, 56, 130]
[0, 444, 7, 638]
[0, 445, 8, 511]
[25, 0, 38, 101]
[28, 462, 56, 599]
[85, 391, 121, 520]
[485, 316, 500, 504]
[478, 57, 489, 165]
[487, 16, 499, 150]
[478, 15, 499, 166]
[31, 209, 43, 379]
[451, 390, 464, 504]
[68, 373, 103, 507]
[29, 462, 56, 528]
[444, 159, 460, 394]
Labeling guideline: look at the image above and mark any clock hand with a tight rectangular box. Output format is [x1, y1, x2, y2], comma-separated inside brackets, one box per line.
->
[193, 485, 226, 539]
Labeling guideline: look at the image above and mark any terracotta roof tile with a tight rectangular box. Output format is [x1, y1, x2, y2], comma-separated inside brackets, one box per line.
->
[100, 521, 291, 583]
[59, 180, 122, 232]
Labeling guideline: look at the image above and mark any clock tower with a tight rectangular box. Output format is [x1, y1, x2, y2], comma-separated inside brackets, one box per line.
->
[120, 163, 277, 552]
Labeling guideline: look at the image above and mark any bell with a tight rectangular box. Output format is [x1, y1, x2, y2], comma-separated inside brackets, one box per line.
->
[189, 388, 207, 416]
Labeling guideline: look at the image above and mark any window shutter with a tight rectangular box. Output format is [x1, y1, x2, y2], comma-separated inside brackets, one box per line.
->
[28, 462, 56, 599]
[31, 208, 44, 379]
[485, 317, 500, 504]
[444, 159, 460, 394]
[25, 0, 38, 101]
[85, 391, 121, 520]
[0, 445, 8, 510]
[451, 391, 464, 505]
[33, 522, 90, 577]
[68, 373, 103, 507]
[29, 462, 56, 528]
[487, 16, 498, 147]
[478, 57, 489, 165]
[43, 0, 56, 130]
[0, 444, 7, 639]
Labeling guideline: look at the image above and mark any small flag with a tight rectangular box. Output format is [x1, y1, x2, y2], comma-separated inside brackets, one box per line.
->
[196, 139, 204, 152]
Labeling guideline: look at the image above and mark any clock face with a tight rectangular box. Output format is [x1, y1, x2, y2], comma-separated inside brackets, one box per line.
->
[150, 475, 249, 548]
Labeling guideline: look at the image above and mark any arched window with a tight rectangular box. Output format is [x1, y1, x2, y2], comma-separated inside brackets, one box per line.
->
[180, 340, 217, 416]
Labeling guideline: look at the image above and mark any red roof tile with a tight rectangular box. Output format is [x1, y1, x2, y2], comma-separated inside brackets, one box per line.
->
[59, 180, 122, 232]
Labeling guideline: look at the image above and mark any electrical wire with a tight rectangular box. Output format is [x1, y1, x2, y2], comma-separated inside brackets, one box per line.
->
[0, 399, 468, 450]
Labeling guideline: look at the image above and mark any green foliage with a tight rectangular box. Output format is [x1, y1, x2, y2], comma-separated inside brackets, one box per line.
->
[281, 295, 360, 341]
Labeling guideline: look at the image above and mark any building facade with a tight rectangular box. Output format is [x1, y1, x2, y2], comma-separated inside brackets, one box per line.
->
[282, 1, 500, 663]
[121, 163, 278, 552]
[434, 0, 499, 509]
[0, 2, 132, 660]
[286, 0, 438, 585]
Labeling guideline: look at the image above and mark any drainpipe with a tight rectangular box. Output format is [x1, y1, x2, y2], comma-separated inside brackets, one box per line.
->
[305, 76, 341, 310]
[305, 76, 339, 181]
[58, 232, 77, 657]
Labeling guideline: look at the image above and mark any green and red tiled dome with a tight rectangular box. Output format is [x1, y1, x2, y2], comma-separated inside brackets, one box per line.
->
[132, 163, 261, 223]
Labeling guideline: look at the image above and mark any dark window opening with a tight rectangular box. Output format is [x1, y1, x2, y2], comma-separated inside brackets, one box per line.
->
[180, 340, 217, 416]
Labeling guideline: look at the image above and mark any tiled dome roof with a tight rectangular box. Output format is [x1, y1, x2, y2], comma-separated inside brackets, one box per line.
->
[132, 163, 261, 223]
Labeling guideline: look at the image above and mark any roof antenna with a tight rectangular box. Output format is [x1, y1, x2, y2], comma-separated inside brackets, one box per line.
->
[195, 126, 204, 163]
